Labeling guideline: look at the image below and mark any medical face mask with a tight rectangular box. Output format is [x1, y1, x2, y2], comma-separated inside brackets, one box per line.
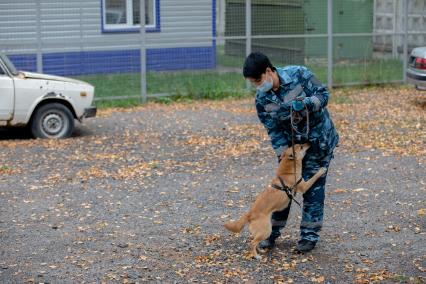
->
[256, 74, 273, 93]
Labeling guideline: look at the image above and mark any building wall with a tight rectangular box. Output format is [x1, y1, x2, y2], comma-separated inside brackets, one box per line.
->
[0, 0, 216, 75]
[374, 0, 426, 54]
[304, 0, 373, 60]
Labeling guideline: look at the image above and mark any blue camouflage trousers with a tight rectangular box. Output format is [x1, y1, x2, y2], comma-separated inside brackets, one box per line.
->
[270, 150, 334, 242]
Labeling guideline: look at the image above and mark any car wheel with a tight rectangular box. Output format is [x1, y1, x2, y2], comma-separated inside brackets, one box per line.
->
[30, 103, 75, 138]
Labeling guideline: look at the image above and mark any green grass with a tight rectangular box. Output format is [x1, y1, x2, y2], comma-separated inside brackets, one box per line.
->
[216, 45, 403, 84]
[330, 59, 402, 85]
[307, 59, 403, 86]
[74, 46, 404, 108]
[77, 71, 251, 108]
[80, 71, 249, 99]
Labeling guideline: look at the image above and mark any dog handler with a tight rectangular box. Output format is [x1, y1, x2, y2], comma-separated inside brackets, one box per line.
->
[243, 52, 339, 253]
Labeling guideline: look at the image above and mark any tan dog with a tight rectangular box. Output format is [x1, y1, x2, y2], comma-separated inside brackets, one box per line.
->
[224, 143, 326, 259]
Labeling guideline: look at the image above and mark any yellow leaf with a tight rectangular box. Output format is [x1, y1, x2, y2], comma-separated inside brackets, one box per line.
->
[311, 275, 325, 283]
[334, 188, 347, 194]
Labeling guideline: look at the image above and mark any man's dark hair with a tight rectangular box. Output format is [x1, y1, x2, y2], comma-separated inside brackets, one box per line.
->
[243, 52, 274, 79]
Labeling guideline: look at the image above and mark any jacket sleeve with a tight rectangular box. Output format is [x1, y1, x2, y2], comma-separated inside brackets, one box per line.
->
[298, 66, 329, 112]
[255, 100, 289, 157]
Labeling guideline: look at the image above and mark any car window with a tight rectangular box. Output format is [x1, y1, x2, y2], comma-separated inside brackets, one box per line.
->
[0, 65, 5, 75]
[0, 54, 18, 75]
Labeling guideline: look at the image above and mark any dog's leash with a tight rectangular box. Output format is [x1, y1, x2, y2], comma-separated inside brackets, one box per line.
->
[288, 101, 310, 207]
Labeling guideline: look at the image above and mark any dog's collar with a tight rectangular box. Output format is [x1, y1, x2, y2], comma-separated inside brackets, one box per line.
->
[271, 176, 303, 207]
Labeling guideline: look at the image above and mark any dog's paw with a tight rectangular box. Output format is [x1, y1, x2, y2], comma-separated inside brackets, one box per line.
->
[319, 167, 327, 175]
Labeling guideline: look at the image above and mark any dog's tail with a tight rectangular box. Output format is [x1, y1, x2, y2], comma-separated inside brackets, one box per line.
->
[224, 213, 249, 233]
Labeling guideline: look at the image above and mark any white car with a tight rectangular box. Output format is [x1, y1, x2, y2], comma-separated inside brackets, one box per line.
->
[0, 53, 96, 138]
[407, 46, 426, 90]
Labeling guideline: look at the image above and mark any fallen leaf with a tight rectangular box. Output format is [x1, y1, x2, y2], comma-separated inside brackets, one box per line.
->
[311, 275, 325, 283]
[353, 188, 367, 192]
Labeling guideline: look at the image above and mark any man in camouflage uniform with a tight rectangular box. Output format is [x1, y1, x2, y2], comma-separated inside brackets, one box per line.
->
[243, 52, 339, 252]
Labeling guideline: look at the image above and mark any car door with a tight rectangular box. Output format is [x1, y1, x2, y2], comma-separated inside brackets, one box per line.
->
[0, 63, 14, 121]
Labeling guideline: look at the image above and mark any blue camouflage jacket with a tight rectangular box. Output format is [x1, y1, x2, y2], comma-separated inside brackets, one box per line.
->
[255, 66, 339, 158]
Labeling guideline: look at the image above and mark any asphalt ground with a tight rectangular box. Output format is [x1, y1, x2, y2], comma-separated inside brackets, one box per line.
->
[0, 86, 425, 283]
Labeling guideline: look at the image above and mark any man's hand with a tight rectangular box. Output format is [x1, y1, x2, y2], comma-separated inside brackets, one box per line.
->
[291, 97, 310, 112]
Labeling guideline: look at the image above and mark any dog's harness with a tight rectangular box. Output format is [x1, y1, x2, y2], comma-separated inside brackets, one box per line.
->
[271, 176, 303, 207]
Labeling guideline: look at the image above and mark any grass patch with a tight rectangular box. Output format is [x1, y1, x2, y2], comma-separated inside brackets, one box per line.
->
[331, 59, 403, 85]
[78, 71, 251, 108]
[216, 45, 403, 84]
[94, 98, 142, 109]
[74, 46, 403, 108]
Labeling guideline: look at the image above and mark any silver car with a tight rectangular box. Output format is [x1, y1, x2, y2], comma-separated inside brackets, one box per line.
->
[407, 47, 426, 90]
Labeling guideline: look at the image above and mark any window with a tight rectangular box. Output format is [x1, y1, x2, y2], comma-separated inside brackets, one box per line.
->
[0, 55, 18, 76]
[103, 0, 157, 32]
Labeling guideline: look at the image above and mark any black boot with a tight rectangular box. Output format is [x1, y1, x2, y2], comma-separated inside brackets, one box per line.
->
[296, 239, 316, 253]
[258, 226, 281, 249]
[258, 236, 276, 249]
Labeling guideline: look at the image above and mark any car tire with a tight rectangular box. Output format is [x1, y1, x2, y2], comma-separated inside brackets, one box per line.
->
[30, 103, 75, 139]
